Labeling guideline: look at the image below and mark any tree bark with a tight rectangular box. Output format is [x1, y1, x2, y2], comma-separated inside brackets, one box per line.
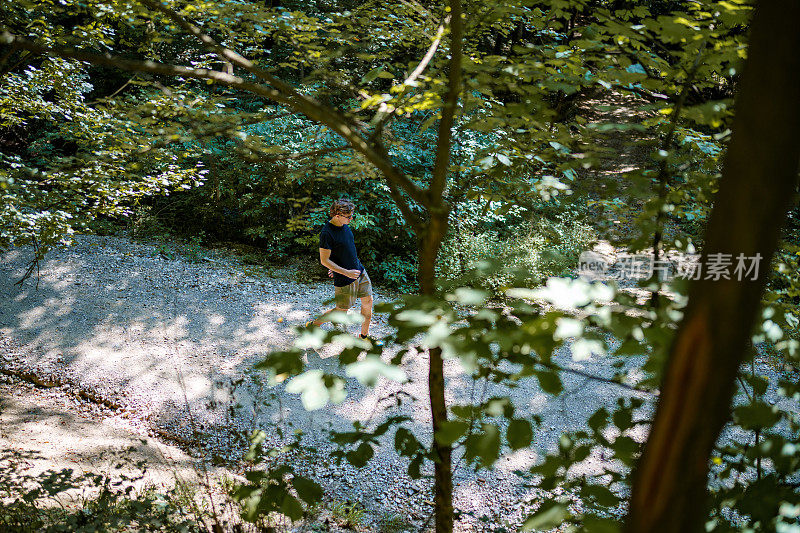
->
[423, 0, 461, 529]
[420, 214, 451, 533]
[625, 1, 800, 531]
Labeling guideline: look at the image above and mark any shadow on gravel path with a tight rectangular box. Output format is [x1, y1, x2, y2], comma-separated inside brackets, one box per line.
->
[0, 234, 649, 531]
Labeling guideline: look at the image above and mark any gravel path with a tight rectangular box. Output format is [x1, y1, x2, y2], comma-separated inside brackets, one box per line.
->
[0, 372, 203, 498]
[0, 234, 790, 531]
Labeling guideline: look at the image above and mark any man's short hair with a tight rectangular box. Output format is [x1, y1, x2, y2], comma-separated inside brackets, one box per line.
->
[330, 198, 355, 218]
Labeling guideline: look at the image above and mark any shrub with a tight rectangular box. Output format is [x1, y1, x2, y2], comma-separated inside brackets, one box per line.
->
[437, 207, 596, 296]
[377, 255, 418, 294]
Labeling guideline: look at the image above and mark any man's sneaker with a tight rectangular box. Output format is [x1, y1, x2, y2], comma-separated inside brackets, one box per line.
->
[360, 334, 384, 347]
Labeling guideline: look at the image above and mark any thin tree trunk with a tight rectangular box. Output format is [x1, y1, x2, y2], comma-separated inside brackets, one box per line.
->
[423, 0, 462, 528]
[419, 214, 452, 533]
[625, 1, 800, 531]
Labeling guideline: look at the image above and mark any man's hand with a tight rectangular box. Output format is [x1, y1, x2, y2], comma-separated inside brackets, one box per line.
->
[328, 269, 333, 278]
[344, 269, 360, 279]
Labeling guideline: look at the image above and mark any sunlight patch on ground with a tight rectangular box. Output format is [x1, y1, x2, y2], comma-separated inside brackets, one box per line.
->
[496, 448, 539, 472]
[526, 392, 550, 412]
[18, 305, 49, 328]
[207, 313, 226, 326]
[180, 373, 213, 401]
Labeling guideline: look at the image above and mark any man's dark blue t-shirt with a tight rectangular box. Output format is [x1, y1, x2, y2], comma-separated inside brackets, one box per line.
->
[319, 221, 364, 287]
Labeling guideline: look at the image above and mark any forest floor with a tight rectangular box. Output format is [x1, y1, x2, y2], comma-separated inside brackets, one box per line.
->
[0, 232, 653, 532]
[0, 231, 789, 532]
[0, 371, 209, 507]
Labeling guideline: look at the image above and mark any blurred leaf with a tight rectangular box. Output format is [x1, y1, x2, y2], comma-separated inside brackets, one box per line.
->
[522, 501, 569, 531]
[286, 370, 345, 410]
[507, 419, 533, 450]
[346, 442, 374, 467]
[435, 420, 470, 446]
[346, 356, 407, 386]
[292, 476, 323, 505]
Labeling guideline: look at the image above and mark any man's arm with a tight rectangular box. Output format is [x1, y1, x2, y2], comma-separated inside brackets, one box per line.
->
[319, 248, 360, 279]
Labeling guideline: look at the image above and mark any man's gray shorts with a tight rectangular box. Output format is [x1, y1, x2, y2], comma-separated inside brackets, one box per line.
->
[334, 270, 373, 309]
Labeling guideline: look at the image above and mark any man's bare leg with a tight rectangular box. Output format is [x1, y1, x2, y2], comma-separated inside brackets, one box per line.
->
[309, 306, 348, 327]
[359, 295, 373, 337]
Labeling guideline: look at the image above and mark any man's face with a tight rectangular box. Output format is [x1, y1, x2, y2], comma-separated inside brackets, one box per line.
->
[337, 211, 354, 225]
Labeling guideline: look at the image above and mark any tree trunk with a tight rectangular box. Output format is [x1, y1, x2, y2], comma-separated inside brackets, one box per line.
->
[422, 0, 461, 526]
[625, 1, 800, 531]
[419, 214, 453, 533]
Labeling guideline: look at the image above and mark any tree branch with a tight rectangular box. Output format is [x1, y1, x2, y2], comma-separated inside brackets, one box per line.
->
[368, 17, 448, 143]
[626, 0, 800, 527]
[137, 110, 297, 152]
[385, 180, 425, 234]
[87, 75, 137, 104]
[0, 43, 20, 78]
[240, 144, 351, 163]
[404, 19, 448, 88]
[429, 1, 463, 207]
[397, 0, 438, 29]
[614, 83, 670, 102]
[536, 359, 657, 396]
[650, 41, 707, 307]
[137, 0, 296, 96]
[138, 0, 385, 167]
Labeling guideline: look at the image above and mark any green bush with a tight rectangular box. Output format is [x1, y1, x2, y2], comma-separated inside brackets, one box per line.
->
[378, 254, 418, 294]
[437, 207, 596, 296]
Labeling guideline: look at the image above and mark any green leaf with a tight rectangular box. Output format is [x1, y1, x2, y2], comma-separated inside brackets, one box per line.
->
[496, 153, 512, 166]
[243, 430, 268, 462]
[742, 373, 769, 396]
[465, 424, 501, 467]
[612, 407, 632, 430]
[280, 493, 304, 520]
[361, 67, 384, 83]
[582, 485, 620, 507]
[292, 476, 323, 505]
[554, 318, 583, 340]
[507, 419, 533, 450]
[395, 309, 438, 326]
[446, 287, 489, 305]
[521, 501, 569, 531]
[484, 397, 512, 417]
[478, 155, 495, 169]
[286, 370, 345, 410]
[408, 454, 424, 479]
[588, 408, 609, 433]
[535, 370, 563, 395]
[395, 427, 421, 457]
[346, 442, 374, 467]
[733, 402, 780, 430]
[254, 350, 304, 379]
[435, 420, 470, 446]
[571, 338, 605, 361]
[612, 436, 640, 464]
[582, 514, 622, 533]
[346, 356, 407, 386]
[515, 278, 614, 310]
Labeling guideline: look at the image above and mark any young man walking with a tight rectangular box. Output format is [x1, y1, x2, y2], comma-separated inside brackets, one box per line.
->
[307, 198, 376, 342]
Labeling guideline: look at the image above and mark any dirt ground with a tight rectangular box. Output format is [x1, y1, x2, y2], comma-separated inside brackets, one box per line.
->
[1, 234, 641, 530]
[0, 371, 212, 504]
